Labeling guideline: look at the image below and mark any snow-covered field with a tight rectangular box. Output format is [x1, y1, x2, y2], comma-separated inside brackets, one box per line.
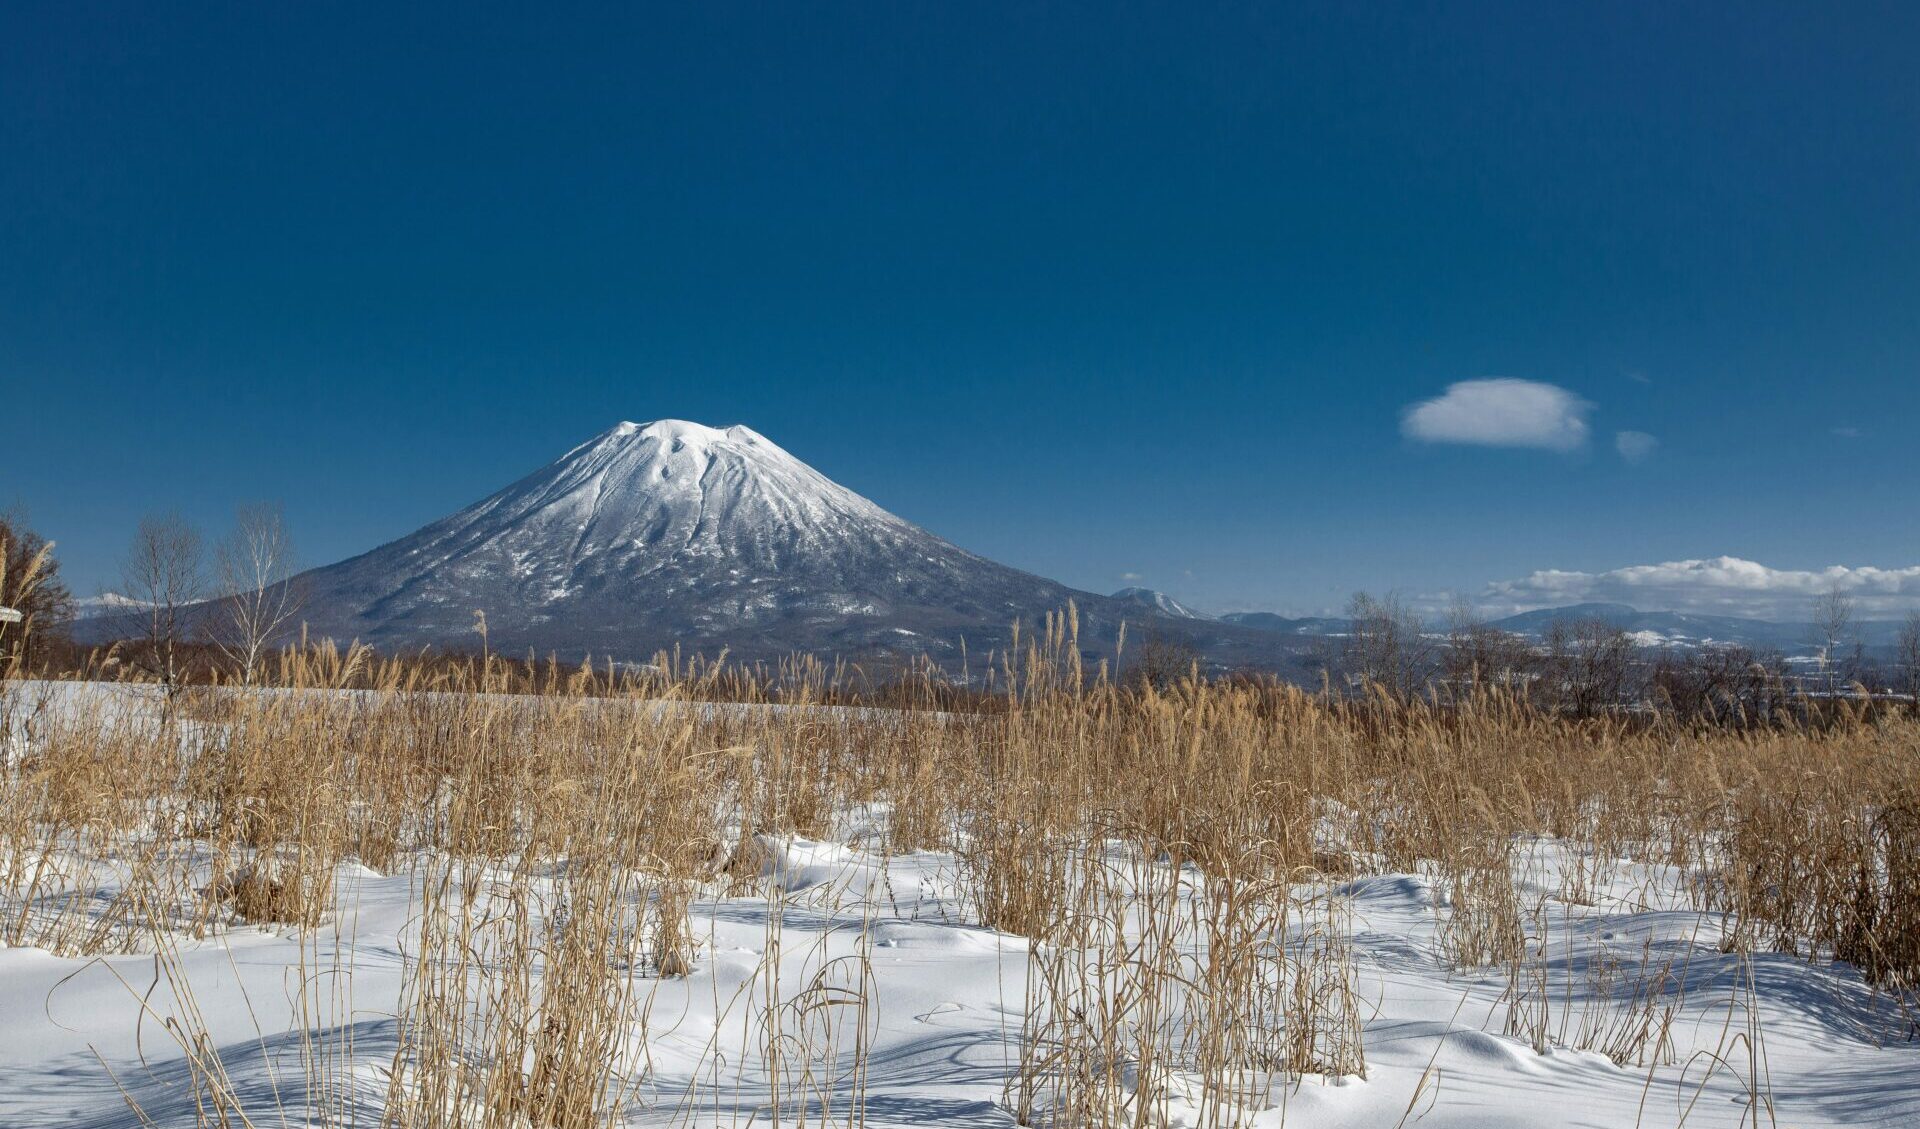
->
[1, 682, 1915, 1128]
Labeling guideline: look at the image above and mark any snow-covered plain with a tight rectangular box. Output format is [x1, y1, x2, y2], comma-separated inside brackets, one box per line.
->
[1, 685, 1916, 1128]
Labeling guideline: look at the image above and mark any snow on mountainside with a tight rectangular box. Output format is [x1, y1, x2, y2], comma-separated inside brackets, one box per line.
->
[282, 420, 1302, 666]
[1110, 587, 1213, 620]
[71, 593, 153, 618]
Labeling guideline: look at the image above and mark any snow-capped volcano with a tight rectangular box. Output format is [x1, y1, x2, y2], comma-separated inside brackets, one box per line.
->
[288, 420, 1119, 661]
[387, 420, 931, 599]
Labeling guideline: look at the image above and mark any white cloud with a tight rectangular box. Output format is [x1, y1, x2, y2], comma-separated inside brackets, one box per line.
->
[1401, 379, 1592, 452]
[1483, 556, 1920, 619]
[1119, 571, 1143, 582]
[1614, 430, 1658, 464]
[1832, 426, 1862, 439]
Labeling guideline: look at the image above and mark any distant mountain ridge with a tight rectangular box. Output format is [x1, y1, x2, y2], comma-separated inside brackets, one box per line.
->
[1484, 602, 1906, 651]
[1207, 599, 1903, 655]
[1219, 611, 1350, 636]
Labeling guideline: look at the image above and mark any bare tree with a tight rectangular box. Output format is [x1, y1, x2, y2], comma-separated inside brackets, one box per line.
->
[1650, 645, 1784, 727]
[1123, 630, 1201, 692]
[1545, 617, 1639, 718]
[1810, 586, 1856, 690]
[1343, 591, 1431, 699]
[212, 503, 303, 684]
[121, 513, 206, 699]
[1440, 600, 1538, 696]
[1898, 610, 1920, 711]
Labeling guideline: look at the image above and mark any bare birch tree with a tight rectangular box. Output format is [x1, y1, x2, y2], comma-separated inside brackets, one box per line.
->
[1810, 586, 1855, 690]
[212, 503, 303, 684]
[1343, 591, 1431, 699]
[121, 513, 205, 700]
[1441, 600, 1538, 696]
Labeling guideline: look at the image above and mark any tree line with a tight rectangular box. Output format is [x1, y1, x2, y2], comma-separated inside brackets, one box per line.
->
[1, 505, 303, 691]
[1336, 589, 1920, 724]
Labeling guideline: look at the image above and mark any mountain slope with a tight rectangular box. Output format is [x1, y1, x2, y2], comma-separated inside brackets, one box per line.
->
[1111, 587, 1213, 620]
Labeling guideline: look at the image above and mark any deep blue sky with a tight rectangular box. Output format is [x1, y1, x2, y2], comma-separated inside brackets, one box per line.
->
[6, 2, 1918, 616]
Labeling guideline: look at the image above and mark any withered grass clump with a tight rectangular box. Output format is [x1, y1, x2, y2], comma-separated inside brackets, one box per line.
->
[3, 612, 1919, 1126]
[1438, 844, 1527, 970]
[215, 862, 330, 928]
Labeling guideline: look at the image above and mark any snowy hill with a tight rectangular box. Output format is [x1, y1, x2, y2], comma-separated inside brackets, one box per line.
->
[1220, 611, 1350, 636]
[1485, 603, 1908, 652]
[281, 420, 1307, 667]
[1109, 587, 1213, 620]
